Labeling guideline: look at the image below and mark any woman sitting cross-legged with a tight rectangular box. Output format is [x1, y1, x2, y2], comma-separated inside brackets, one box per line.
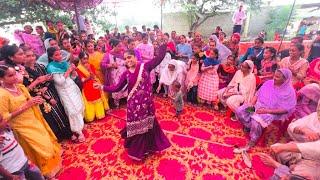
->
[259, 102, 320, 180]
[218, 60, 256, 120]
[234, 68, 296, 152]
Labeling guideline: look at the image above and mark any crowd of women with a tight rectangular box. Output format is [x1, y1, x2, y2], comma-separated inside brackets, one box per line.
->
[0, 21, 319, 179]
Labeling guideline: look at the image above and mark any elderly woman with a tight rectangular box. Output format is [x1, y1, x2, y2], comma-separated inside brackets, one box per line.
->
[295, 83, 320, 119]
[218, 60, 256, 119]
[279, 43, 309, 88]
[235, 68, 296, 151]
[259, 101, 320, 180]
[157, 59, 186, 97]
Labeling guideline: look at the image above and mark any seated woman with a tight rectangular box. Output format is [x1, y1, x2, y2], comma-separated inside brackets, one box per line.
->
[218, 60, 256, 120]
[47, 47, 85, 143]
[259, 105, 320, 180]
[235, 68, 296, 151]
[279, 43, 309, 90]
[217, 55, 237, 89]
[76, 52, 109, 122]
[157, 60, 186, 97]
[305, 57, 320, 84]
[294, 83, 320, 119]
[198, 48, 220, 107]
[288, 101, 320, 142]
[0, 66, 62, 178]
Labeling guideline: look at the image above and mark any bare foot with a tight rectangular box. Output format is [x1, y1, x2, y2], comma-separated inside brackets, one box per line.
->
[259, 153, 281, 168]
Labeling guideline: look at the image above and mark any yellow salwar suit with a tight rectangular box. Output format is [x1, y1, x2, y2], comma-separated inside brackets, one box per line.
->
[76, 63, 109, 122]
[0, 84, 62, 177]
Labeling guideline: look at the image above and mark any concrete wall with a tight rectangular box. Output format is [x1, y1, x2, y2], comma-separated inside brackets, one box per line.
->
[163, 7, 271, 39]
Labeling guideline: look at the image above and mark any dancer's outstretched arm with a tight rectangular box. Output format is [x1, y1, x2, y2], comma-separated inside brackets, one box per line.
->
[145, 44, 167, 72]
[101, 72, 128, 93]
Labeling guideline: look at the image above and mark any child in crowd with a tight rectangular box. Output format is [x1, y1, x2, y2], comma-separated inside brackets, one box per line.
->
[198, 48, 220, 109]
[186, 54, 201, 104]
[0, 115, 44, 180]
[171, 81, 184, 118]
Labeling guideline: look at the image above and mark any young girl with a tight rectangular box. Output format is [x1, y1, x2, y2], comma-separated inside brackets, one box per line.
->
[185, 54, 201, 104]
[46, 47, 85, 143]
[76, 52, 109, 122]
[198, 48, 220, 108]
[217, 55, 237, 89]
[259, 47, 277, 83]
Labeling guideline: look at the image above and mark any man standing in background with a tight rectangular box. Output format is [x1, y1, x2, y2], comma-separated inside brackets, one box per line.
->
[232, 4, 246, 34]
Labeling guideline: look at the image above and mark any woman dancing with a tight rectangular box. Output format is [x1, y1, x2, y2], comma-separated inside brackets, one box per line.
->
[96, 43, 171, 161]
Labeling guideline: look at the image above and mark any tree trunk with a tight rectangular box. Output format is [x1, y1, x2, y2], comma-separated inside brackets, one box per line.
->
[189, 15, 212, 32]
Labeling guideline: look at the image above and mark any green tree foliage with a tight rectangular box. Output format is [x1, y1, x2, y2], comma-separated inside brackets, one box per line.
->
[157, 0, 262, 31]
[83, 5, 114, 35]
[0, 0, 112, 35]
[0, 0, 72, 27]
[265, 5, 297, 41]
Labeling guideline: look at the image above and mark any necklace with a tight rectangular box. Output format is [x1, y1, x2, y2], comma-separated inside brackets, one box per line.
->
[3, 85, 18, 93]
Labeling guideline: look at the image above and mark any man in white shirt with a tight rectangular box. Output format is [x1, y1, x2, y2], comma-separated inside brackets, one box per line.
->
[232, 5, 246, 34]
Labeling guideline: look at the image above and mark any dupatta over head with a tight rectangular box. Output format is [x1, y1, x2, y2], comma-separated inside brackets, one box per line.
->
[256, 68, 297, 117]
[159, 60, 184, 86]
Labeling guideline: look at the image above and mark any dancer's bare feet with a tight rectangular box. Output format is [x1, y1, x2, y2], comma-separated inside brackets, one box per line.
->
[259, 153, 281, 168]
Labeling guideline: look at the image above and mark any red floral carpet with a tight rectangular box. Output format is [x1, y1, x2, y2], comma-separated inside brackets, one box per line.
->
[58, 96, 286, 180]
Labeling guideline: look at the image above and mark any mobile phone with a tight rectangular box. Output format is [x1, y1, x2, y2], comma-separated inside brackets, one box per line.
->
[245, 106, 255, 113]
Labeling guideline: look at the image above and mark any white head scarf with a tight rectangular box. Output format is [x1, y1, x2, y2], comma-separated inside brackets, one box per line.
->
[160, 59, 185, 86]
[44, 38, 53, 50]
[243, 60, 255, 73]
[210, 35, 232, 63]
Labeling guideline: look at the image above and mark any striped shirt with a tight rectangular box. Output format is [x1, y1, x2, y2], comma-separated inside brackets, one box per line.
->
[0, 129, 27, 173]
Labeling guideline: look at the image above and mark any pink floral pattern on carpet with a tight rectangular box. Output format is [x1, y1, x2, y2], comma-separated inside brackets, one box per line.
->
[57, 97, 287, 179]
